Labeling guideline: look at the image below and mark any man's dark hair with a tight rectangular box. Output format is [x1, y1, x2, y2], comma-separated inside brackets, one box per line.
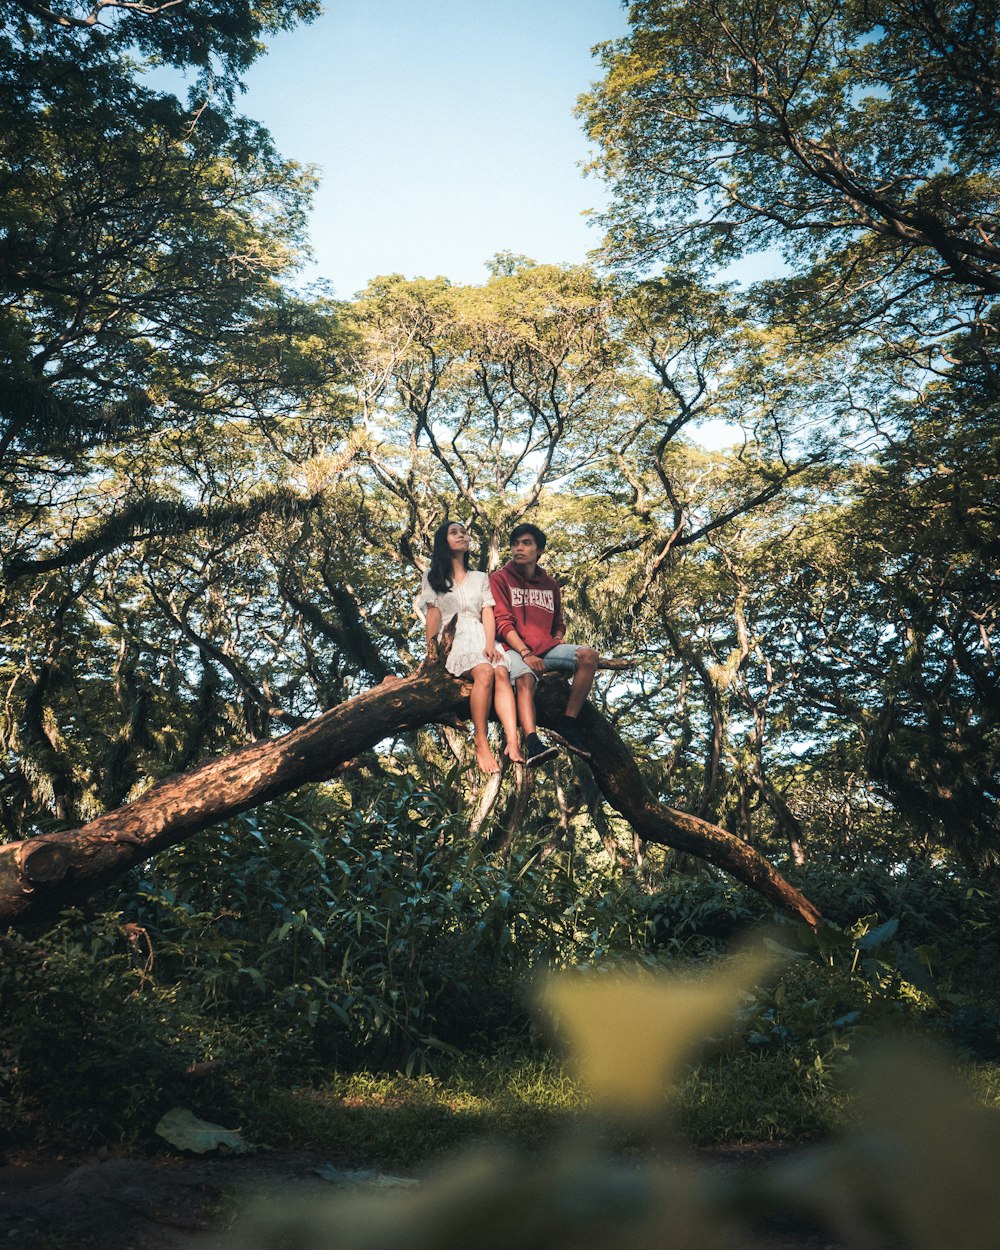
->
[510, 522, 547, 552]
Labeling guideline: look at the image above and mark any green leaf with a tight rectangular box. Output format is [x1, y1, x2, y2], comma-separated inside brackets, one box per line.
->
[855, 917, 900, 951]
[154, 1107, 253, 1155]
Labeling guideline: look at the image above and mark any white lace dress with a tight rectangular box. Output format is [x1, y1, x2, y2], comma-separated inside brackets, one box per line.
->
[418, 571, 506, 677]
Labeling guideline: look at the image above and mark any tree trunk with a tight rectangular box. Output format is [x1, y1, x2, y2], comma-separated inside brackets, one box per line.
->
[0, 656, 822, 931]
[468, 765, 505, 838]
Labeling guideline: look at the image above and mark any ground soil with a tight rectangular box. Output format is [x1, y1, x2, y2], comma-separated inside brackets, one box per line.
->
[0, 1146, 847, 1250]
[0, 1150, 334, 1250]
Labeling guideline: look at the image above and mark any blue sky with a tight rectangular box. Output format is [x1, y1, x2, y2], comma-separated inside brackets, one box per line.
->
[237, 0, 629, 297]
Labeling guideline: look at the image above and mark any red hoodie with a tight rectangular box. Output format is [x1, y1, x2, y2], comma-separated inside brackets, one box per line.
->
[490, 560, 565, 656]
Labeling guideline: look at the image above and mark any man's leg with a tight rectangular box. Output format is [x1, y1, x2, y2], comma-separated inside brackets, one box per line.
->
[493, 667, 524, 763]
[515, 672, 538, 735]
[542, 644, 597, 760]
[515, 674, 557, 764]
[503, 653, 557, 766]
[565, 647, 599, 718]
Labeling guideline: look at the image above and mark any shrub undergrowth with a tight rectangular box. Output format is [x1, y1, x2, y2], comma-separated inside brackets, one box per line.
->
[2, 775, 999, 1152]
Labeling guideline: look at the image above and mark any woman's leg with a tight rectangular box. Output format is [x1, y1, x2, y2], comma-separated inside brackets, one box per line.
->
[467, 664, 500, 773]
[493, 668, 525, 763]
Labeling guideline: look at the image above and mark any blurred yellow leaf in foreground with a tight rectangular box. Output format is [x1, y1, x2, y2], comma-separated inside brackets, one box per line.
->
[539, 950, 774, 1116]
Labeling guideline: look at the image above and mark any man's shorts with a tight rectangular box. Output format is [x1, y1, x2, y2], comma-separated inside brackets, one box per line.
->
[504, 642, 582, 683]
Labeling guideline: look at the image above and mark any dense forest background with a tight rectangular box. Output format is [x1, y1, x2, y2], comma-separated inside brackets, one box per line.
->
[1, 0, 998, 1157]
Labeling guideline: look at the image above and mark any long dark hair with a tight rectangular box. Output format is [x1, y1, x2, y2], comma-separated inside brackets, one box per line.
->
[428, 520, 470, 594]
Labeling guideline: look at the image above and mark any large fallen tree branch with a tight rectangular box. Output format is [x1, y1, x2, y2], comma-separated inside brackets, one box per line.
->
[0, 647, 822, 930]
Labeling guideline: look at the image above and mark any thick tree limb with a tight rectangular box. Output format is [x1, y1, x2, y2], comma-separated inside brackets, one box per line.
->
[3, 491, 320, 583]
[18, 0, 187, 30]
[0, 660, 822, 930]
[534, 683, 822, 929]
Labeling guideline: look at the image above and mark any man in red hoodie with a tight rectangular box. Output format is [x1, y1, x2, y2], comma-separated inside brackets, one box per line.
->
[490, 523, 599, 766]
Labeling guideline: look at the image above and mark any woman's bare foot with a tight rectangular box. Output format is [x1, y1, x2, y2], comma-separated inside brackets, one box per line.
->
[503, 741, 526, 765]
[475, 740, 500, 774]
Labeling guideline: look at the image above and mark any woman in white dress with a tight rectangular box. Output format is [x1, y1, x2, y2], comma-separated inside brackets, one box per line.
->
[419, 520, 525, 773]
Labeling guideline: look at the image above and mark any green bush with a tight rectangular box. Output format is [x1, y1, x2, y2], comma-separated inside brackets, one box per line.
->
[2, 777, 663, 1148]
[118, 779, 664, 1078]
[0, 915, 194, 1150]
[642, 872, 768, 955]
[4, 777, 1000, 1153]
[643, 861, 1000, 1066]
[675, 1047, 848, 1143]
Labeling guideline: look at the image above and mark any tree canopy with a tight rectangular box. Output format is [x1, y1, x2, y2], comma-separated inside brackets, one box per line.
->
[1, 0, 998, 946]
[3, 0, 320, 83]
[577, 0, 999, 868]
[581, 0, 1000, 307]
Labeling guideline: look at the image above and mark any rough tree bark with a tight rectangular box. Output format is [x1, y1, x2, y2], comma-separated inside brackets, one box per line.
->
[0, 646, 822, 931]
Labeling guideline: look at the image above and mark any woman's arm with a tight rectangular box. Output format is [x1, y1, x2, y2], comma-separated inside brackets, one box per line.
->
[425, 604, 442, 649]
[482, 604, 499, 661]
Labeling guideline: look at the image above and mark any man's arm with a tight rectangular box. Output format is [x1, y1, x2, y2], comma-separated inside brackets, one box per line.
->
[503, 625, 546, 673]
[492, 571, 544, 672]
[552, 583, 566, 641]
[502, 624, 537, 657]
